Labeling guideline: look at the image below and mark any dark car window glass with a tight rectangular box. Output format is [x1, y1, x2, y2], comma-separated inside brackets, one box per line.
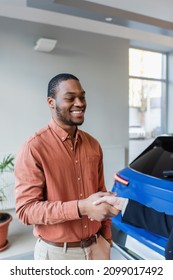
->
[130, 137, 173, 181]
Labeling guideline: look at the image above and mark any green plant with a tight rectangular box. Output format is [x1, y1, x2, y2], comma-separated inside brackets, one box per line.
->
[0, 154, 14, 203]
[0, 154, 14, 172]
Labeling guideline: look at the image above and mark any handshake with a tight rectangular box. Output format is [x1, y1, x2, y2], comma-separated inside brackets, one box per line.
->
[78, 191, 127, 222]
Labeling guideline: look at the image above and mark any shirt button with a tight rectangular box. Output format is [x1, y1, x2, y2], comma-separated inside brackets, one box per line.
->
[75, 160, 78, 163]
[71, 147, 73, 150]
[84, 225, 87, 229]
[80, 193, 83, 197]
[78, 177, 81, 181]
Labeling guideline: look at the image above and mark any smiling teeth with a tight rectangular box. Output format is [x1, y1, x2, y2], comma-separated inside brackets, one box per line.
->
[71, 111, 83, 114]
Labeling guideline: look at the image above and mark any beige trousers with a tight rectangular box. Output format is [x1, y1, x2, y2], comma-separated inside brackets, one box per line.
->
[34, 235, 111, 260]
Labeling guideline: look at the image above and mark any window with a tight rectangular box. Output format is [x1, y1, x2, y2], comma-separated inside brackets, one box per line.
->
[129, 48, 167, 139]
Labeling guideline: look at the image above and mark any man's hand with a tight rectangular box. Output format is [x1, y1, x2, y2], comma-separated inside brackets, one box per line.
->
[93, 195, 126, 211]
[78, 191, 119, 222]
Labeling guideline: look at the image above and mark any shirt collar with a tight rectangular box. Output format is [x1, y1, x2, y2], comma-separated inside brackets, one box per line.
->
[48, 118, 81, 142]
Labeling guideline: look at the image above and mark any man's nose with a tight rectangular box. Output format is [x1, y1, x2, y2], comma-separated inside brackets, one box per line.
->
[74, 98, 84, 106]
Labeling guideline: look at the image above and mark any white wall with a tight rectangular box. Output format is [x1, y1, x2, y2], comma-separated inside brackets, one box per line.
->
[0, 17, 129, 189]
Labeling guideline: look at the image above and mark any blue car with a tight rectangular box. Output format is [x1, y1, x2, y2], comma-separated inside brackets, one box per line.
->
[111, 135, 173, 259]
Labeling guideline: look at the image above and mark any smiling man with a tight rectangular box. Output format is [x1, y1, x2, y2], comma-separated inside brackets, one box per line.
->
[14, 73, 118, 260]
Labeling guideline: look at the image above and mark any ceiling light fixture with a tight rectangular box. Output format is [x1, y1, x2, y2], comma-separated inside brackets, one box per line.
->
[105, 17, 113, 22]
[34, 38, 57, 52]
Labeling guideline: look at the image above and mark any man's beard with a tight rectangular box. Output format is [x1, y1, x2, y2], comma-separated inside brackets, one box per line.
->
[55, 107, 84, 126]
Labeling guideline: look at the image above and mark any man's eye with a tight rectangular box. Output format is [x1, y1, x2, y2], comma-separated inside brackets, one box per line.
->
[65, 98, 74, 101]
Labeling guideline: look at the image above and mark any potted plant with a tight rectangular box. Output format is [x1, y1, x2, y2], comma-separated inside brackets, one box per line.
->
[0, 154, 14, 251]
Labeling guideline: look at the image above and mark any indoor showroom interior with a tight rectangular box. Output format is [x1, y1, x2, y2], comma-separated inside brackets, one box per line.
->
[0, 0, 173, 260]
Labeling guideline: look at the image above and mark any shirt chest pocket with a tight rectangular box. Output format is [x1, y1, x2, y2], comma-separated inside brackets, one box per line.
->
[86, 155, 100, 184]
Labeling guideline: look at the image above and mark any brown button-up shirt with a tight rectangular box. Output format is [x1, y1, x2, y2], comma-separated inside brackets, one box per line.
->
[15, 119, 111, 242]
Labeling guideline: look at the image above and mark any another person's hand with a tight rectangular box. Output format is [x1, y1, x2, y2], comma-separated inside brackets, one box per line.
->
[78, 191, 119, 222]
[93, 195, 126, 211]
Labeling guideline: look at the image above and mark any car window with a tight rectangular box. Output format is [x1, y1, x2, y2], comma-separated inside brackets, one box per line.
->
[130, 136, 173, 181]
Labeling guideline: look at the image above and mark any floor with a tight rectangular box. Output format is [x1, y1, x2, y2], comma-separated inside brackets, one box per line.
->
[0, 209, 126, 260]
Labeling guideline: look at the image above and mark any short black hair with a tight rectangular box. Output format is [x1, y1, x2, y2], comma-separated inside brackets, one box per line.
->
[47, 73, 79, 98]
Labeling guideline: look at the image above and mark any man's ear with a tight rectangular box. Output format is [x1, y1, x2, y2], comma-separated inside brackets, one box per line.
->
[47, 97, 55, 109]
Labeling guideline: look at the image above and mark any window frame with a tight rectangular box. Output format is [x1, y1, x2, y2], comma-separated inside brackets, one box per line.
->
[129, 47, 168, 136]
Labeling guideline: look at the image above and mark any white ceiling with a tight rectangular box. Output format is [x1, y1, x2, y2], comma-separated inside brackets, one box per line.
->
[0, 0, 173, 52]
